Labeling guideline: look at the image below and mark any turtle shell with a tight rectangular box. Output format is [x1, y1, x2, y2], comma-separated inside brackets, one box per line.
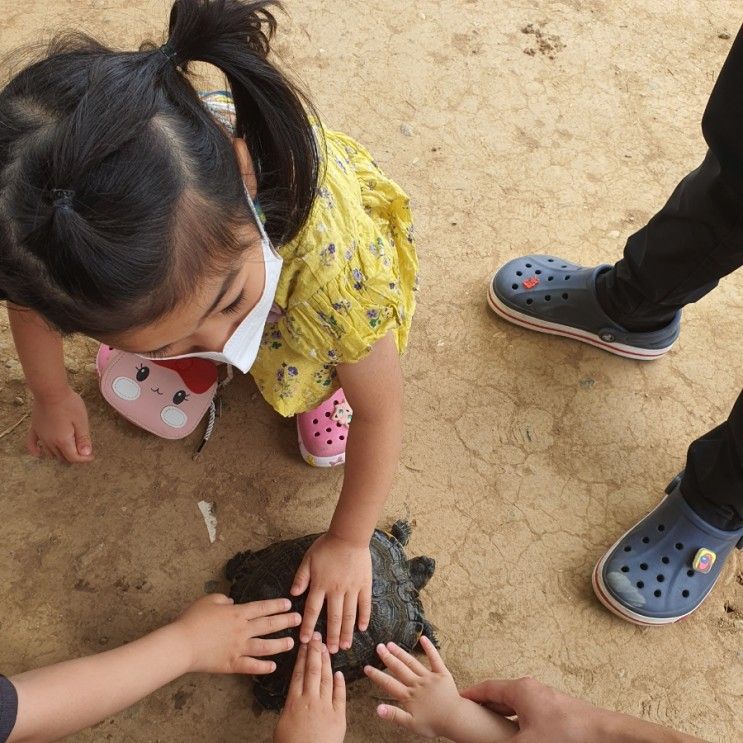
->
[225, 520, 436, 710]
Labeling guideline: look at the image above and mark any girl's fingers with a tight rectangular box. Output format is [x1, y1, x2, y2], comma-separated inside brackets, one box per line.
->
[287, 644, 308, 697]
[304, 634, 323, 696]
[358, 583, 372, 632]
[363, 664, 409, 700]
[339, 593, 357, 651]
[375, 643, 418, 685]
[241, 598, 294, 621]
[248, 610, 302, 637]
[387, 641, 428, 676]
[299, 588, 325, 644]
[235, 657, 276, 675]
[246, 635, 294, 657]
[325, 593, 344, 653]
[333, 671, 346, 710]
[290, 557, 311, 597]
[320, 641, 334, 699]
[377, 703, 415, 731]
[418, 635, 446, 673]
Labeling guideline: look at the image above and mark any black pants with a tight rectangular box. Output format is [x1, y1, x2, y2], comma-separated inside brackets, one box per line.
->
[595, 25, 743, 531]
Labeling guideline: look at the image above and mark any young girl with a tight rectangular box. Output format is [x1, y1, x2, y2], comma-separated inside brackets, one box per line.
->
[0, 0, 417, 655]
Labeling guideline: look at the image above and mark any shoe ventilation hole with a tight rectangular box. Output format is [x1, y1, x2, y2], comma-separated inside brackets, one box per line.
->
[675, 542, 683, 550]
[333, 399, 339, 405]
[544, 295, 551, 302]
[640, 563, 648, 571]
[525, 263, 532, 268]
[314, 432, 320, 437]
[326, 427, 332, 433]
[621, 566, 629, 573]
[516, 271, 523, 276]
[636, 581, 644, 588]
[687, 569, 694, 577]
[682, 589, 689, 598]
[325, 412, 331, 418]
[548, 258, 554, 262]
[339, 435, 345, 441]
[654, 589, 662, 598]
[661, 556, 670, 564]
[336, 422, 342, 427]
[642, 536, 650, 544]
[512, 284, 518, 290]
[657, 574, 665, 583]
[562, 293, 569, 300]
[623, 545, 631, 552]
[565, 275, 571, 280]
[535, 269, 542, 275]
[312, 418, 318, 424]
[561, 264, 567, 268]
[326, 440, 333, 445]
[657, 524, 665, 531]
[547, 276, 554, 281]
[526, 299, 533, 305]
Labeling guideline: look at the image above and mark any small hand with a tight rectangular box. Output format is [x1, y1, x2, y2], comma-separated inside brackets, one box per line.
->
[364, 637, 517, 742]
[291, 532, 372, 653]
[273, 632, 346, 743]
[363, 636, 466, 738]
[173, 594, 301, 675]
[28, 388, 93, 463]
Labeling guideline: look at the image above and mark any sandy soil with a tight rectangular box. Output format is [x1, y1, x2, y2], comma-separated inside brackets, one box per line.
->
[1, 1, 742, 741]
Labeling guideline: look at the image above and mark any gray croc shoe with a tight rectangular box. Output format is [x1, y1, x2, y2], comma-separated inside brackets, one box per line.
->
[592, 474, 743, 626]
[488, 255, 681, 360]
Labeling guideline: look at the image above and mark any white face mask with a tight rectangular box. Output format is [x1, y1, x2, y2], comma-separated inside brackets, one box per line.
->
[142, 188, 283, 374]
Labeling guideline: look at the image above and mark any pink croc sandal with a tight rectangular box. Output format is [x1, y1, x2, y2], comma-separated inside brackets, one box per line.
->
[297, 389, 353, 468]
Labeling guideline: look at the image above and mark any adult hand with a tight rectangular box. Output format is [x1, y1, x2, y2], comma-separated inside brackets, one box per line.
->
[461, 677, 706, 743]
[273, 632, 346, 743]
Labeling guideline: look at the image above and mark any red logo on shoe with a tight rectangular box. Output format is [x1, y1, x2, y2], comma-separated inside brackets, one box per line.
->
[523, 276, 540, 289]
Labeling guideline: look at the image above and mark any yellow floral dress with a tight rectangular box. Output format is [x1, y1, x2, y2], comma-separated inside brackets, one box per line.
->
[202, 92, 418, 417]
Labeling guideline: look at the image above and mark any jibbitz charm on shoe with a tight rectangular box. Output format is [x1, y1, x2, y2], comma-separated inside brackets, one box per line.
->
[692, 548, 716, 574]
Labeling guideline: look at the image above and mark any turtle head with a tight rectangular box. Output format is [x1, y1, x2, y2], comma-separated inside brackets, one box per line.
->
[407, 556, 435, 591]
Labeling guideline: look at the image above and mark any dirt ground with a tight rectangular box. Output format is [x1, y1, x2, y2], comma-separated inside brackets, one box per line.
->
[1, 1, 742, 741]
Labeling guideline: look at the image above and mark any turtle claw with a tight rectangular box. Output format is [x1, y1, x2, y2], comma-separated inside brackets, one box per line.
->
[391, 519, 413, 546]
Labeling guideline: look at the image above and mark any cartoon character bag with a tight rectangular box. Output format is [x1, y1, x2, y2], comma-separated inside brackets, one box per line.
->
[96, 345, 220, 450]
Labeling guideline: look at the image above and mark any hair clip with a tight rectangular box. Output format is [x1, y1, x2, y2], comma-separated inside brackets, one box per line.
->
[50, 189, 75, 208]
[159, 41, 181, 66]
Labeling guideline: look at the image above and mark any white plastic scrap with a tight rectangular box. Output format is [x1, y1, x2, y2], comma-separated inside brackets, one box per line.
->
[197, 500, 218, 544]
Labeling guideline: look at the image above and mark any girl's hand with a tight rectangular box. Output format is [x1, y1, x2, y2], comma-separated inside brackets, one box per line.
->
[28, 387, 94, 463]
[172, 594, 301, 675]
[364, 637, 465, 738]
[364, 637, 517, 742]
[273, 633, 346, 743]
[291, 532, 372, 654]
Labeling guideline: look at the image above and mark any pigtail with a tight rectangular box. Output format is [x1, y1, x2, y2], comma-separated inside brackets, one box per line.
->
[163, 0, 320, 244]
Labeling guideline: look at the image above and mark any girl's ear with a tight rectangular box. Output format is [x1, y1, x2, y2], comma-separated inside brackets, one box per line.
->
[232, 137, 258, 198]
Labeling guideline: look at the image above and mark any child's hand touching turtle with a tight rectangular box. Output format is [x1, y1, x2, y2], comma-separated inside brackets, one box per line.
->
[273, 632, 346, 743]
[364, 636, 517, 743]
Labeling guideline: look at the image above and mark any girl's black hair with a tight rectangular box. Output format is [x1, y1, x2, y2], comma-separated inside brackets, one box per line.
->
[0, 0, 320, 335]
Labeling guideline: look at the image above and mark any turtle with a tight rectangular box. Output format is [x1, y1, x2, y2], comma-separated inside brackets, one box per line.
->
[225, 519, 437, 710]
